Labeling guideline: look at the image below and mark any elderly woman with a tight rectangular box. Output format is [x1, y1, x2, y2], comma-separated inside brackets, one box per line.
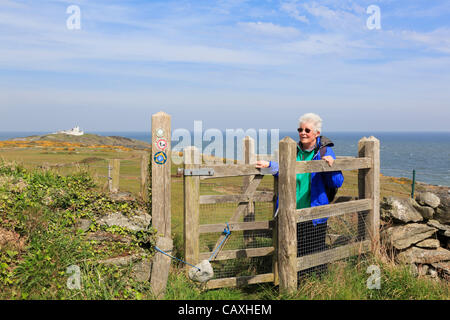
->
[256, 112, 344, 277]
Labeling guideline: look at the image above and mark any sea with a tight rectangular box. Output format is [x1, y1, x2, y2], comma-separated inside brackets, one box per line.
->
[0, 131, 449, 187]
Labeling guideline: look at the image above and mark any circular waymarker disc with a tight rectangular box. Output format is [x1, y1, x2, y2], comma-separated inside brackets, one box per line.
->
[155, 128, 164, 138]
[154, 151, 167, 165]
[155, 138, 168, 151]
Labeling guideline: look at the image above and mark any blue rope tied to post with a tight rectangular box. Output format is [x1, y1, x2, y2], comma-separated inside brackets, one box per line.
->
[208, 223, 231, 261]
[154, 245, 201, 271]
[153, 223, 232, 271]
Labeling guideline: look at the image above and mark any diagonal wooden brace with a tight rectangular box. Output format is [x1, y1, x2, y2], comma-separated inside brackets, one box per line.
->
[210, 174, 264, 258]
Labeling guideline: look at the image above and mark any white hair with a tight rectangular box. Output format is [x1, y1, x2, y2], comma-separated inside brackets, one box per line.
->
[298, 113, 322, 133]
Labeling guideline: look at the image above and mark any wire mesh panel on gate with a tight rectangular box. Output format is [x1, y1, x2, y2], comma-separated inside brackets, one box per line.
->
[297, 209, 369, 277]
[199, 178, 275, 281]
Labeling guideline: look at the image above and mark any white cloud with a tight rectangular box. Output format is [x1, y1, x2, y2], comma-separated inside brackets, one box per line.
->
[303, 2, 365, 31]
[0, 3, 290, 72]
[280, 0, 309, 23]
[400, 28, 450, 54]
[237, 21, 300, 38]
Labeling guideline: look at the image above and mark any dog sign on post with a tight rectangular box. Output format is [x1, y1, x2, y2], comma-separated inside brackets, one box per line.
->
[150, 111, 173, 299]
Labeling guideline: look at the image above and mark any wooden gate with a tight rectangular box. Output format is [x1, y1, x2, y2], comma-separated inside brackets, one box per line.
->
[183, 138, 278, 289]
[277, 136, 380, 293]
[183, 135, 380, 292]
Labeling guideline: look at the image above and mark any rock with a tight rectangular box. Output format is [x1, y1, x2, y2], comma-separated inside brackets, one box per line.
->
[97, 253, 143, 266]
[415, 192, 440, 208]
[397, 247, 450, 264]
[96, 211, 151, 232]
[412, 204, 434, 220]
[75, 218, 92, 232]
[381, 223, 437, 250]
[131, 258, 152, 282]
[109, 192, 136, 202]
[381, 197, 423, 223]
[427, 220, 450, 236]
[415, 238, 440, 249]
[431, 261, 450, 280]
[417, 264, 429, 276]
[86, 231, 132, 244]
[415, 185, 449, 224]
[435, 206, 450, 225]
[97, 252, 152, 282]
[188, 260, 214, 283]
[428, 267, 438, 278]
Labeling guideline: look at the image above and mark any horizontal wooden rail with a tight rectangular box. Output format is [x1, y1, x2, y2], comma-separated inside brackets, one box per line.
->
[199, 247, 275, 261]
[199, 220, 274, 233]
[198, 157, 372, 179]
[199, 191, 274, 204]
[206, 273, 275, 290]
[296, 199, 373, 223]
[295, 157, 372, 174]
[297, 240, 371, 271]
[199, 164, 269, 179]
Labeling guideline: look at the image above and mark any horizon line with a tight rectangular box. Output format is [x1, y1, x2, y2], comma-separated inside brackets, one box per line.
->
[1, 130, 450, 133]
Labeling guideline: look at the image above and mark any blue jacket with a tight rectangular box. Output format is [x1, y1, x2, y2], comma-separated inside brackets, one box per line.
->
[269, 136, 344, 225]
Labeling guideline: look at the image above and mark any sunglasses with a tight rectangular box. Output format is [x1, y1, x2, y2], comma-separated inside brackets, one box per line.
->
[297, 128, 312, 133]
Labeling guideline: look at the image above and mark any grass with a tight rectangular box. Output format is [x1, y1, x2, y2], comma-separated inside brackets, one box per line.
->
[0, 144, 448, 300]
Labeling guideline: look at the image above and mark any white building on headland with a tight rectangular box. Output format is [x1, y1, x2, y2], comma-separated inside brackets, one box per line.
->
[53, 126, 84, 136]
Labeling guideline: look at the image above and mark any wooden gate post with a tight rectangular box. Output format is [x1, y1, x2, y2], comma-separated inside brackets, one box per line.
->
[184, 146, 200, 269]
[272, 155, 279, 287]
[358, 136, 380, 251]
[278, 137, 297, 293]
[150, 111, 172, 299]
[243, 136, 256, 246]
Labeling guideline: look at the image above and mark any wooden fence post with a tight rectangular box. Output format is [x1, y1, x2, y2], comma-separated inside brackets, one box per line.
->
[151, 111, 172, 237]
[109, 159, 120, 193]
[358, 136, 380, 251]
[184, 146, 200, 269]
[243, 136, 256, 246]
[278, 137, 297, 293]
[140, 152, 149, 201]
[150, 111, 172, 299]
[272, 158, 279, 286]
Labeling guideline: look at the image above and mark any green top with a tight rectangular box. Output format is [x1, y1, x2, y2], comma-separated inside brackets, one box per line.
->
[296, 146, 315, 209]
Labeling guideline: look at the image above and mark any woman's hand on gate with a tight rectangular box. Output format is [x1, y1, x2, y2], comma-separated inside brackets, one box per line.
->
[322, 156, 334, 167]
[255, 160, 270, 168]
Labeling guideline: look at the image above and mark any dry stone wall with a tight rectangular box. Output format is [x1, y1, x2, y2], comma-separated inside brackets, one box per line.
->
[75, 191, 154, 283]
[380, 189, 450, 280]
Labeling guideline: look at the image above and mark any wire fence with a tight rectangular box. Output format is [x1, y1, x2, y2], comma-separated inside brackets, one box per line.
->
[0, 155, 147, 196]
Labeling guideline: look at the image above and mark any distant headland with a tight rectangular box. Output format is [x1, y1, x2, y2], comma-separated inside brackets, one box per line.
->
[10, 127, 151, 150]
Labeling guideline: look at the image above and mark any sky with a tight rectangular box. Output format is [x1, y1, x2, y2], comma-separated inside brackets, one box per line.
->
[0, 0, 449, 133]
